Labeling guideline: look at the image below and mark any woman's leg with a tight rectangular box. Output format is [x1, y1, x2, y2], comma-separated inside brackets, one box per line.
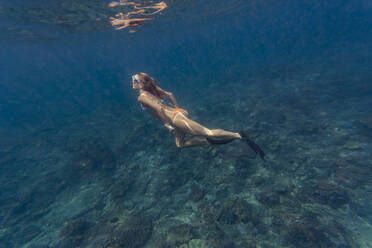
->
[173, 113, 241, 141]
[175, 129, 185, 147]
[175, 129, 209, 148]
[173, 113, 265, 159]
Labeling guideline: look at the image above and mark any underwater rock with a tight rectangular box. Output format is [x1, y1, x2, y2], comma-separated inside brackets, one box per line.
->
[286, 213, 354, 248]
[334, 166, 366, 189]
[11, 177, 63, 220]
[216, 197, 261, 225]
[297, 121, 319, 134]
[333, 159, 351, 168]
[164, 164, 193, 194]
[73, 157, 95, 170]
[251, 175, 269, 187]
[20, 225, 42, 244]
[357, 115, 372, 137]
[257, 187, 280, 207]
[204, 223, 228, 247]
[200, 203, 220, 224]
[342, 141, 365, 150]
[266, 139, 280, 152]
[351, 199, 372, 223]
[60, 217, 90, 238]
[272, 211, 297, 229]
[165, 224, 194, 246]
[179, 239, 212, 248]
[311, 180, 350, 208]
[358, 116, 372, 130]
[217, 206, 237, 225]
[232, 199, 256, 224]
[110, 217, 119, 223]
[217, 240, 235, 248]
[57, 218, 90, 248]
[109, 177, 134, 200]
[70, 139, 117, 175]
[271, 111, 287, 125]
[12, 193, 34, 215]
[234, 158, 257, 179]
[189, 185, 206, 202]
[55, 237, 82, 248]
[273, 176, 293, 195]
[103, 215, 153, 248]
[28, 245, 51, 248]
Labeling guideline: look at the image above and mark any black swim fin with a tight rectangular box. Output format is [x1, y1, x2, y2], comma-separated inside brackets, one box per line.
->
[206, 137, 236, 145]
[239, 131, 265, 161]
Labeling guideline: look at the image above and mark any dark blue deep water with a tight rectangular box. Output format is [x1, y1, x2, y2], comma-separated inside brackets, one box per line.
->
[1, 0, 372, 247]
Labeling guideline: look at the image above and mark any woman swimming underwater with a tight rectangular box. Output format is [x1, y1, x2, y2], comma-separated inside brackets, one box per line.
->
[132, 72, 265, 160]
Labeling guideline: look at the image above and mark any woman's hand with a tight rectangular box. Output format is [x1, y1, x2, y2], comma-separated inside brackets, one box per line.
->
[178, 108, 189, 117]
[164, 123, 175, 132]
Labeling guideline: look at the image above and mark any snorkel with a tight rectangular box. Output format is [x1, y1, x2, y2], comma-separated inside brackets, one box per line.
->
[132, 74, 141, 89]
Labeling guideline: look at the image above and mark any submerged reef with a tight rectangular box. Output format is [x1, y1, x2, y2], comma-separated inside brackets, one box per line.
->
[310, 180, 350, 208]
[102, 215, 153, 248]
[284, 213, 354, 248]
[67, 138, 117, 179]
[59, 217, 90, 247]
[1, 61, 372, 247]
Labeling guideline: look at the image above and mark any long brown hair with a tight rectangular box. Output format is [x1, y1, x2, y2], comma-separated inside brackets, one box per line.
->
[137, 73, 162, 98]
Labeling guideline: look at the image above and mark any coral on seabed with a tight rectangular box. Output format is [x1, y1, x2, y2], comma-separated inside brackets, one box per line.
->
[102, 215, 153, 248]
[358, 115, 372, 130]
[165, 224, 194, 246]
[69, 139, 117, 176]
[3, 63, 371, 248]
[285, 213, 354, 248]
[311, 180, 350, 208]
[179, 239, 212, 248]
[257, 187, 280, 207]
[60, 218, 90, 238]
[189, 185, 206, 202]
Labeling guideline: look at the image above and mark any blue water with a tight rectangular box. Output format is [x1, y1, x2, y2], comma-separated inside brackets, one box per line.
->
[1, 0, 372, 247]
